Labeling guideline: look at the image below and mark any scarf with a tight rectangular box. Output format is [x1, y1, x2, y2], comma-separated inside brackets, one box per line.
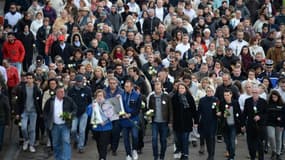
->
[178, 93, 190, 109]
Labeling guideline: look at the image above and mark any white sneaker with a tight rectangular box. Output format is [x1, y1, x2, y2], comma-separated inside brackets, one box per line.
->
[132, 150, 138, 160]
[23, 141, 29, 151]
[46, 138, 51, 147]
[173, 152, 181, 159]
[29, 146, 36, 153]
[126, 155, 132, 160]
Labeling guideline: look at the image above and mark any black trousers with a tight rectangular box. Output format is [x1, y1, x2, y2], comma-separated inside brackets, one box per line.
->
[246, 127, 265, 160]
[93, 130, 111, 160]
[205, 135, 216, 160]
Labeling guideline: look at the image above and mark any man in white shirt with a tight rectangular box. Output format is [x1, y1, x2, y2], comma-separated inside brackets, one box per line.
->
[175, 34, 190, 58]
[43, 85, 77, 160]
[155, 0, 166, 21]
[229, 30, 249, 56]
[4, 3, 22, 28]
[230, 10, 242, 30]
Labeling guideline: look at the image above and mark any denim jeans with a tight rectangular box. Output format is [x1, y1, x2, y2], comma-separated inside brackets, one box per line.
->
[122, 126, 139, 156]
[21, 111, 37, 146]
[175, 131, 190, 157]
[152, 122, 168, 159]
[111, 120, 121, 152]
[71, 113, 88, 149]
[52, 124, 71, 160]
[10, 62, 22, 78]
[0, 125, 5, 149]
[223, 125, 236, 159]
[267, 126, 284, 154]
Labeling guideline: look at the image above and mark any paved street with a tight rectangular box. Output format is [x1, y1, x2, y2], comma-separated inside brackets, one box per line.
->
[5, 126, 282, 160]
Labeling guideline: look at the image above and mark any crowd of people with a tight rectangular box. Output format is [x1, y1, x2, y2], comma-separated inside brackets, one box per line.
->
[0, 0, 285, 160]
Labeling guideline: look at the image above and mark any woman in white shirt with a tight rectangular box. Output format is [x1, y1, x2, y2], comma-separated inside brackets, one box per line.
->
[249, 36, 265, 59]
[30, 12, 43, 39]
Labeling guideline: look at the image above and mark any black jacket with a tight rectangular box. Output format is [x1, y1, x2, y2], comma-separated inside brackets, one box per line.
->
[147, 92, 172, 123]
[67, 85, 92, 117]
[266, 103, 285, 127]
[43, 96, 77, 130]
[51, 42, 74, 65]
[220, 100, 242, 133]
[142, 17, 161, 35]
[241, 97, 267, 131]
[15, 83, 42, 116]
[171, 92, 197, 132]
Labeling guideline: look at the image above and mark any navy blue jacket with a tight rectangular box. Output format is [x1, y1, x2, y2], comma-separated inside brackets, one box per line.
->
[198, 96, 219, 137]
[120, 90, 141, 127]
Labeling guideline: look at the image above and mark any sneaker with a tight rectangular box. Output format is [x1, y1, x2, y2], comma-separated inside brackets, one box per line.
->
[78, 148, 84, 153]
[174, 150, 181, 159]
[126, 155, 132, 160]
[132, 150, 138, 160]
[34, 140, 40, 147]
[29, 146, 36, 153]
[46, 139, 51, 147]
[23, 141, 29, 151]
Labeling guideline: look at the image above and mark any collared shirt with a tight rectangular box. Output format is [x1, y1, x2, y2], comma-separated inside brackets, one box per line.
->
[54, 97, 65, 124]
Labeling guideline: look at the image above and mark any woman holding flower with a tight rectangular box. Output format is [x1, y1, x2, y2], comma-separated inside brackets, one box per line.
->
[86, 89, 112, 160]
[220, 89, 242, 160]
[197, 85, 219, 160]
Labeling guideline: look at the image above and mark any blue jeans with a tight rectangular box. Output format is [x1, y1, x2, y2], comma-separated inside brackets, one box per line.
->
[21, 111, 37, 146]
[10, 62, 22, 78]
[122, 126, 139, 156]
[175, 131, 190, 157]
[223, 125, 236, 159]
[52, 124, 71, 160]
[152, 122, 168, 159]
[71, 113, 87, 149]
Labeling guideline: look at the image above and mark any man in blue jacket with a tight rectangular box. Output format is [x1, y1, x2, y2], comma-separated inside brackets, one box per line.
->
[120, 80, 141, 160]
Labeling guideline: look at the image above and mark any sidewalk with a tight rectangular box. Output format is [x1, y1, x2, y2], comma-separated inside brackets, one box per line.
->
[15, 128, 282, 160]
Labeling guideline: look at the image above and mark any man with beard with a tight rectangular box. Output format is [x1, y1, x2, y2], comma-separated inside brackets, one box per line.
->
[2, 32, 25, 77]
[67, 74, 92, 153]
[4, 3, 23, 29]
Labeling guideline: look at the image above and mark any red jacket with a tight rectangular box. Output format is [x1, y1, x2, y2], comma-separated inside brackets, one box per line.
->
[6, 66, 19, 88]
[2, 40, 25, 63]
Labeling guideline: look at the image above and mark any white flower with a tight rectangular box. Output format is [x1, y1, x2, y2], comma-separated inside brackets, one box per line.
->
[146, 109, 154, 116]
[253, 106, 257, 111]
[236, 113, 239, 117]
[36, 97, 40, 100]
[162, 101, 166, 104]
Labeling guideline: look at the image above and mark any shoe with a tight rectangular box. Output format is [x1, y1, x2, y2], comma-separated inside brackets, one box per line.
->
[217, 136, 223, 143]
[34, 140, 40, 147]
[46, 139, 51, 147]
[132, 150, 138, 160]
[224, 151, 229, 158]
[137, 149, 142, 154]
[270, 151, 276, 160]
[276, 154, 281, 160]
[23, 140, 29, 151]
[180, 155, 188, 160]
[78, 148, 84, 153]
[174, 150, 181, 159]
[192, 141, 197, 147]
[199, 146, 205, 155]
[112, 150, 117, 156]
[29, 146, 36, 153]
[126, 155, 132, 160]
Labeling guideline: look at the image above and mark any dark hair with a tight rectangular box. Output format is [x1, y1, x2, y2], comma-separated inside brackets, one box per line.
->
[268, 90, 284, 105]
[26, 72, 35, 78]
[224, 88, 232, 94]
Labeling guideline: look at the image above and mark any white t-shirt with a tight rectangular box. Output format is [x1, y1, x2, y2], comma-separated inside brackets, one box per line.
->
[54, 97, 65, 124]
